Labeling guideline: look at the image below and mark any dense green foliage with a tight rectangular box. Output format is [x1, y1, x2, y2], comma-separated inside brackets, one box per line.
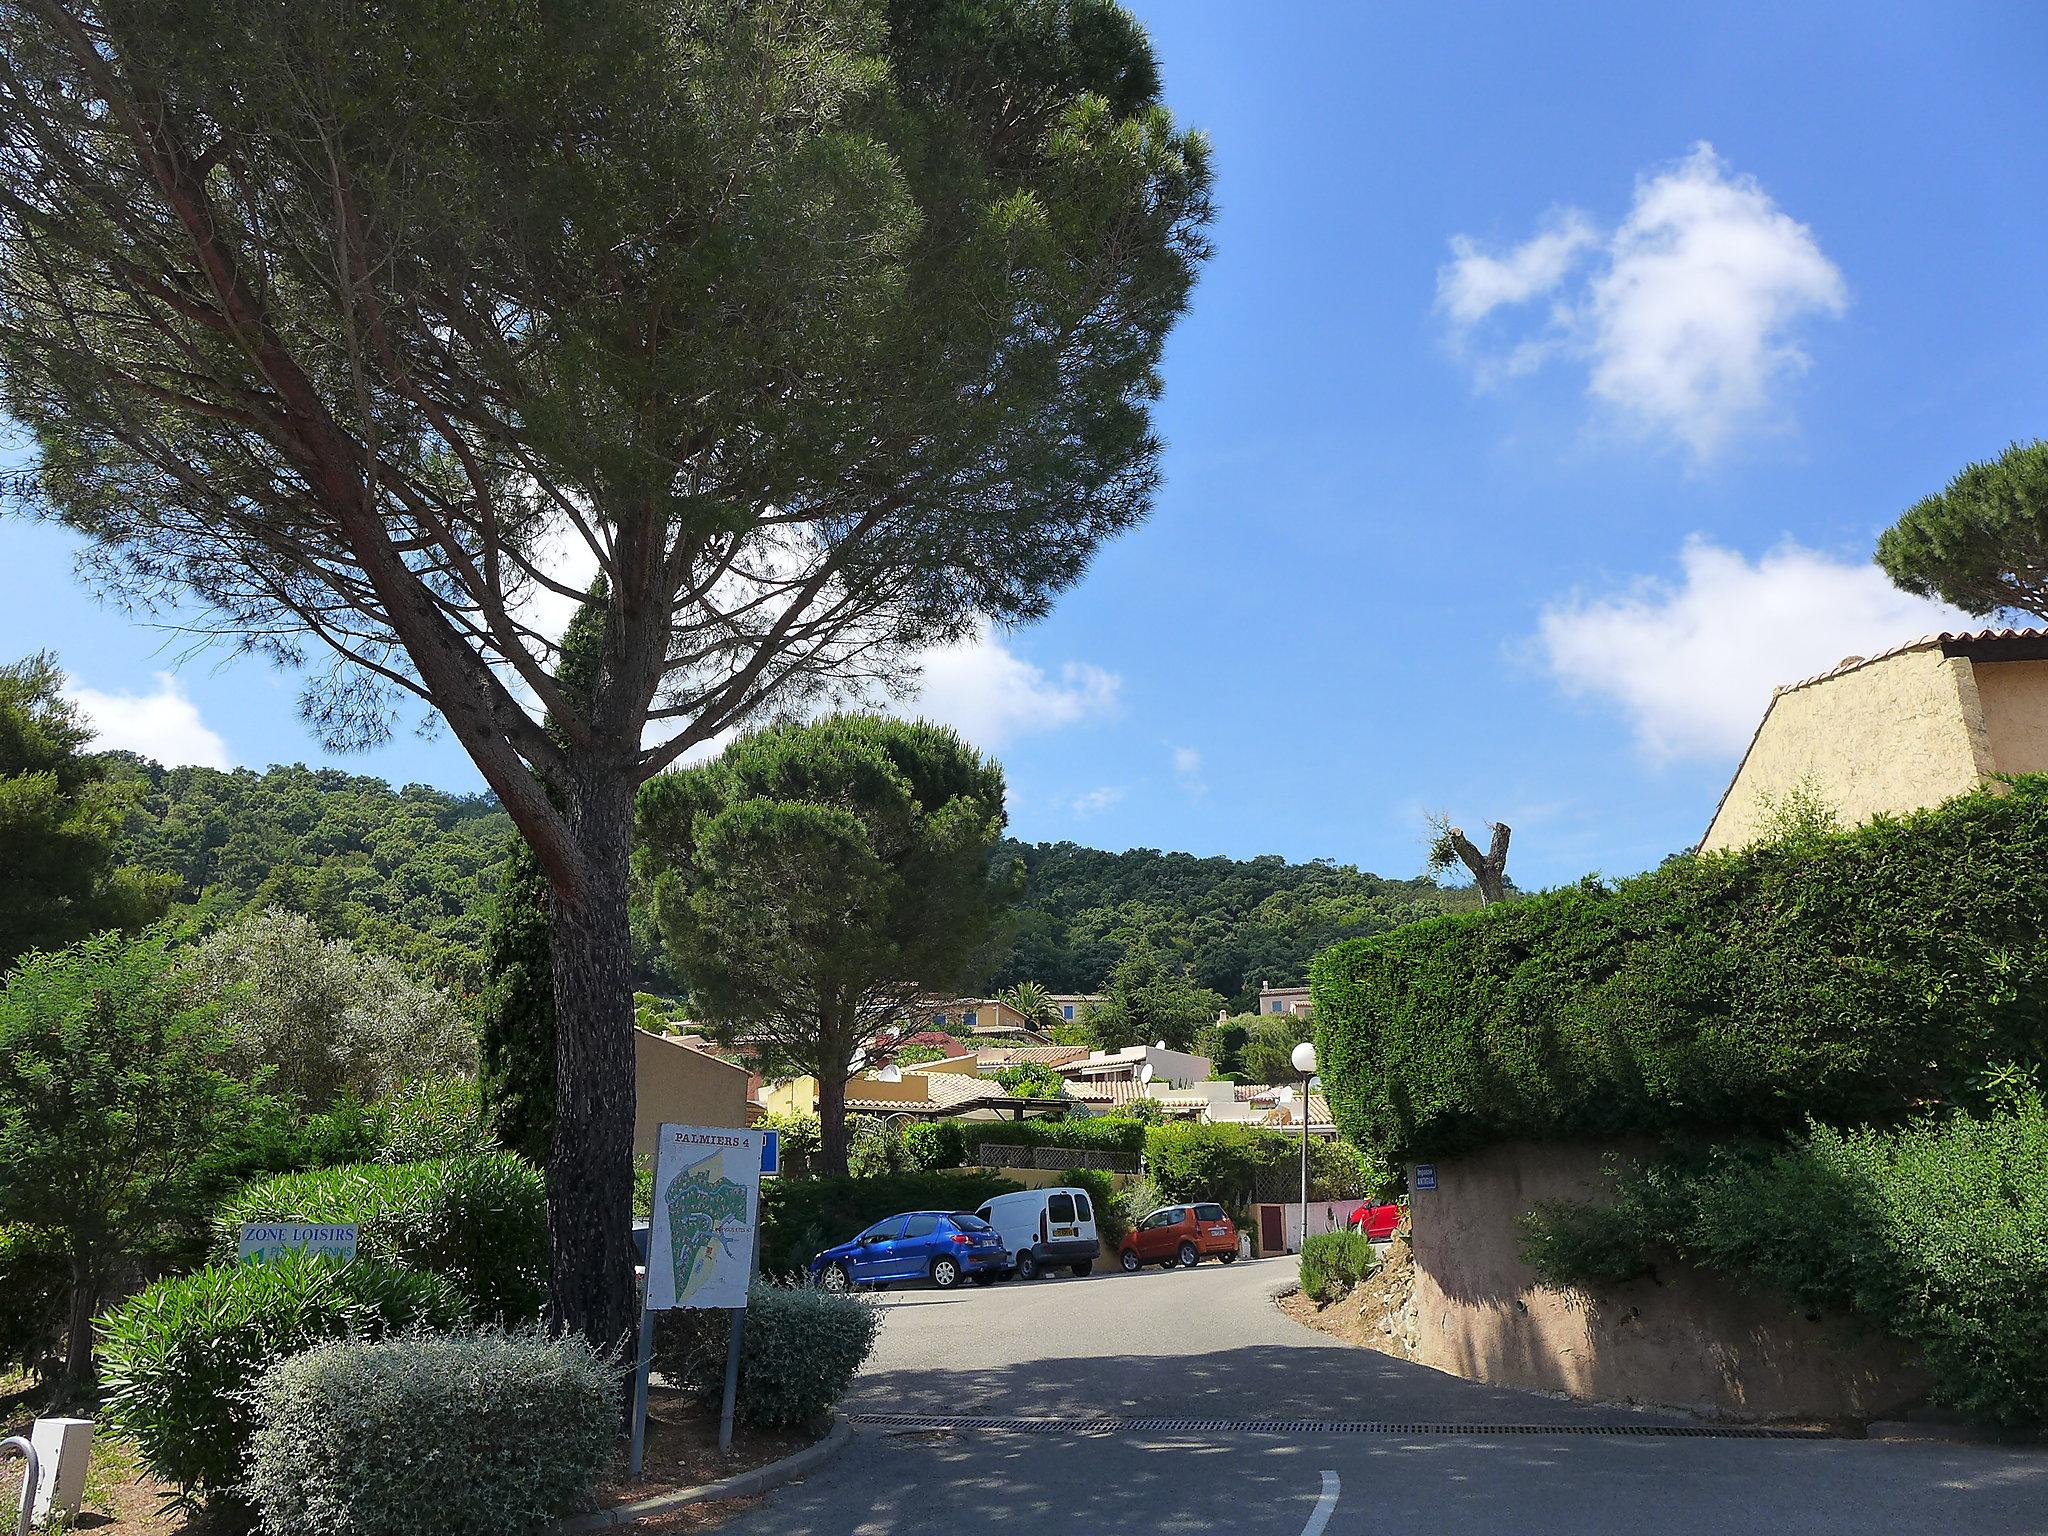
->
[0, 1225, 65, 1379]
[1314, 782, 2048, 1161]
[212, 1156, 547, 1323]
[0, 653, 174, 968]
[1876, 438, 2048, 618]
[1077, 943, 1226, 1051]
[656, 1281, 881, 1430]
[992, 839, 1471, 1009]
[1240, 1011, 1316, 1086]
[757, 1171, 1022, 1278]
[98, 1253, 468, 1504]
[1300, 1230, 1380, 1304]
[474, 838, 557, 1165]
[1520, 1092, 2048, 1429]
[114, 763, 512, 989]
[244, 1330, 618, 1536]
[957, 1115, 1151, 1162]
[641, 716, 1019, 1172]
[0, 928, 281, 1393]
[1145, 1123, 1384, 1217]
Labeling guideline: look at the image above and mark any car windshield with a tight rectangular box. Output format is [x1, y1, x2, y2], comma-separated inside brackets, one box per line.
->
[949, 1213, 993, 1231]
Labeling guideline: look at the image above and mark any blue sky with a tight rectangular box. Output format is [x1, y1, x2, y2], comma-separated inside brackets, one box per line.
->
[4, 2, 2045, 891]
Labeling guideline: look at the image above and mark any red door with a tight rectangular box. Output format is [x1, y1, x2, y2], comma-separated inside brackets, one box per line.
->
[1259, 1206, 1284, 1255]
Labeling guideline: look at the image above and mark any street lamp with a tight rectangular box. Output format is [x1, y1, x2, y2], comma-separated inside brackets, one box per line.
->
[1291, 1041, 1317, 1254]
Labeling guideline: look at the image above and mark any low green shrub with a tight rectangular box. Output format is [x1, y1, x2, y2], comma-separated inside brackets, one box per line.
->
[0, 1225, 66, 1379]
[373, 1076, 497, 1163]
[757, 1171, 1021, 1278]
[654, 1281, 880, 1429]
[1059, 1168, 1127, 1248]
[1314, 779, 2048, 1161]
[1520, 1093, 2048, 1430]
[901, 1119, 970, 1172]
[756, 1110, 822, 1175]
[242, 1329, 618, 1536]
[212, 1155, 546, 1322]
[1300, 1230, 1378, 1304]
[98, 1252, 467, 1503]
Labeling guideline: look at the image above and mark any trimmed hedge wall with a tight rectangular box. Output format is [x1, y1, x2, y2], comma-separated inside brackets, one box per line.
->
[1313, 781, 2048, 1161]
[959, 1116, 1150, 1161]
[757, 1171, 1022, 1278]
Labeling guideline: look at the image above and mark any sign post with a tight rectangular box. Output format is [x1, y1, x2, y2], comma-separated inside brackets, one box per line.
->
[635, 1124, 766, 1471]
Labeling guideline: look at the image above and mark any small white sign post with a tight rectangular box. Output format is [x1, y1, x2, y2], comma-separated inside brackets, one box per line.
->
[633, 1124, 766, 1472]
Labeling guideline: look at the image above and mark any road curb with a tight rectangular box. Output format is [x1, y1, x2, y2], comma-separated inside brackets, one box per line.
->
[557, 1413, 852, 1531]
[1864, 1419, 2029, 1447]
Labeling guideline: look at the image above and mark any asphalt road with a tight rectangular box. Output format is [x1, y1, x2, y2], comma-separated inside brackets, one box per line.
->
[712, 1257, 2048, 1535]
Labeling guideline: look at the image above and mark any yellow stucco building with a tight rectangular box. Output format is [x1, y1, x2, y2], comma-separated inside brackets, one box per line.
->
[1700, 629, 2048, 853]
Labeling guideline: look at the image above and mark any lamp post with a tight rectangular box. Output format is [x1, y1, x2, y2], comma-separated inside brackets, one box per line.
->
[1291, 1041, 1317, 1254]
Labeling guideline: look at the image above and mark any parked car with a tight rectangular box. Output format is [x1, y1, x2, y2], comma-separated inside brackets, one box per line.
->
[810, 1210, 1008, 1292]
[1119, 1202, 1238, 1271]
[974, 1186, 1100, 1279]
[1349, 1201, 1402, 1241]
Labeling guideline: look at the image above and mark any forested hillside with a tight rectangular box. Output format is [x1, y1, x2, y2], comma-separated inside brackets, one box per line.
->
[112, 760, 514, 989]
[101, 762, 1467, 1004]
[989, 840, 1476, 1012]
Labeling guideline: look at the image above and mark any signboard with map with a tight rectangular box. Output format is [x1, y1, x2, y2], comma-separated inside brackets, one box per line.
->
[644, 1123, 765, 1310]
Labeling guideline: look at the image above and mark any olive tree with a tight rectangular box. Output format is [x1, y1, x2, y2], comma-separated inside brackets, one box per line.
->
[0, 0, 1210, 1342]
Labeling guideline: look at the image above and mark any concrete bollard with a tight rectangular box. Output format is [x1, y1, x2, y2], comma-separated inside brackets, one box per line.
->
[28, 1419, 91, 1525]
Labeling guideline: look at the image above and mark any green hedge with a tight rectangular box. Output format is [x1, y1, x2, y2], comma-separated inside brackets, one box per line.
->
[98, 1252, 468, 1503]
[244, 1329, 617, 1536]
[959, 1115, 1149, 1162]
[1314, 781, 2048, 1161]
[655, 1282, 880, 1429]
[0, 1225, 65, 1379]
[757, 1171, 1022, 1278]
[212, 1155, 546, 1323]
[1300, 1230, 1378, 1304]
[1520, 1091, 2048, 1430]
[1144, 1123, 1372, 1215]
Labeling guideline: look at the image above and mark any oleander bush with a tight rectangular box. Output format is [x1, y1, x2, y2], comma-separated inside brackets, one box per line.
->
[242, 1329, 618, 1536]
[1314, 779, 2048, 1162]
[654, 1281, 880, 1430]
[98, 1252, 467, 1503]
[372, 1076, 497, 1163]
[212, 1155, 545, 1322]
[756, 1171, 1020, 1278]
[1300, 1229, 1379, 1304]
[1520, 1091, 2048, 1429]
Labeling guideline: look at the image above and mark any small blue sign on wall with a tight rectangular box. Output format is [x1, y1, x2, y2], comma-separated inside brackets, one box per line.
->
[1413, 1163, 1437, 1192]
[761, 1129, 781, 1177]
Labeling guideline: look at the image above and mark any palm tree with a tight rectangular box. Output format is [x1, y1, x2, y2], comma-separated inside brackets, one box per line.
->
[998, 981, 1061, 1033]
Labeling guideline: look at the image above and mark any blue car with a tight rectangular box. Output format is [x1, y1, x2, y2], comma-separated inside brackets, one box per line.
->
[810, 1210, 1008, 1292]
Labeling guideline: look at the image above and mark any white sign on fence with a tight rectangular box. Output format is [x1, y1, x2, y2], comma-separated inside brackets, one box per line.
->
[237, 1222, 359, 1264]
[644, 1124, 765, 1311]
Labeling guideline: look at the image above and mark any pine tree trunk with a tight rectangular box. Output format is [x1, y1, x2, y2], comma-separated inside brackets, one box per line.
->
[817, 1060, 851, 1177]
[544, 771, 639, 1348]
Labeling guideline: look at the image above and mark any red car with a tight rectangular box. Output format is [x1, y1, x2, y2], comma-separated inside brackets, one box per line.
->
[1120, 1202, 1239, 1271]
[1350, 1201, 1402, 1240]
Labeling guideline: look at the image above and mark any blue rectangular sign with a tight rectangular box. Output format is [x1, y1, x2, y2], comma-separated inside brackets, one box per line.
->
[760, 1129, 780, 1177]
[1413, 1163, 1437, 1192]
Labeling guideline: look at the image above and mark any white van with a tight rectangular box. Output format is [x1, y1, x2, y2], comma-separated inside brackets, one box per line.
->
[975, 1185, 1100, 1280]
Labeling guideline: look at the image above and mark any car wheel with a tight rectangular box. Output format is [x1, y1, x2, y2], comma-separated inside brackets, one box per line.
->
[1177, 1241, 1198, 1268]
[1119, 1248, 1141, 1273]
[1014, 1250, 1040, 1280]
[820, 1263, 853, 1294]
[1220, 1250, 1238, 1264]
[931, 1256, 961, 1289]
[1070, 1261, 1093, 1278]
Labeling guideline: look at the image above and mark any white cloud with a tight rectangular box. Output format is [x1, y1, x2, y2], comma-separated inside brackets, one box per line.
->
[1440, 143, 1847, 457]
[896, 622, 1121, 751]
[1170, 743, 1207, 800]
[1071, 785, 1125, 817]
[1437, 210, 1597, 326]
[65, 672, 233, 768]
[1535, 537, 1969, 762]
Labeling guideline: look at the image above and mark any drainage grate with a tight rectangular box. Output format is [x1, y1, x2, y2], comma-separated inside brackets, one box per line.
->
[849, 1411, 1826, 1442]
